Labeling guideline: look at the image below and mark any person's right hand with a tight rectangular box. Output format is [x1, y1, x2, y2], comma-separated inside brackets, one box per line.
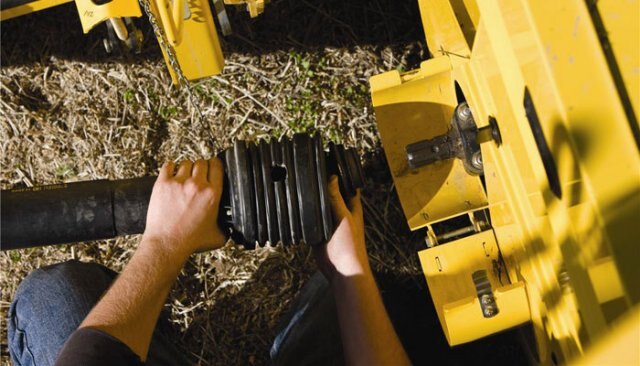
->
[143, 158, 227, 259]
[314, 176, 370, 282]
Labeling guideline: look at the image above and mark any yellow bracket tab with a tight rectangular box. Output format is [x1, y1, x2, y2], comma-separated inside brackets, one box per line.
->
[418, 230, 531, 346]
[74, 0, 142, 34]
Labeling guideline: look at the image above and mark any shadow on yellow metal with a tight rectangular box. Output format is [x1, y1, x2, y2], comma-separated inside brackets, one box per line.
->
[418, 230, 530, 345]
[371, 0, 640, 364]
[370, 57, 487, 230]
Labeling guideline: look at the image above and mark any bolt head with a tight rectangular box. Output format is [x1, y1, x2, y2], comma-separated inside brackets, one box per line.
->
[480, 294, 493, 305]
[471, 151, 483, 170]
[483, 306, 496, 317]
[456, 102, 473, 121]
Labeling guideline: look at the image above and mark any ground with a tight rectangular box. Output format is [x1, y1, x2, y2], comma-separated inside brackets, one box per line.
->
[0, 1, 528, 365]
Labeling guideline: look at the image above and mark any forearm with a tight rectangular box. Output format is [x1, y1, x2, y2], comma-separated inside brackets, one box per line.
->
[80, 236, 189, 360]
[332, 265, 410, 366]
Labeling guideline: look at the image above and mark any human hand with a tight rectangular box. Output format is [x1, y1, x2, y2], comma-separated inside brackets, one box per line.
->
[143, 158, 227, 257]
[314, 176, 369, 282]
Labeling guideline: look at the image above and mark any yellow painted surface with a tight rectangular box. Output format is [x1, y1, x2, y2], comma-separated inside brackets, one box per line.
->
[1, 0, 72, 21]
[74, 0, 141, 34]
[370, 58, 487, 230]
[148, 0, 224, 81]
[419, 230, 530, 345]
[575, 305, 640, 366]
[372, 0, 640, 363]
[597, 0, 640, 126]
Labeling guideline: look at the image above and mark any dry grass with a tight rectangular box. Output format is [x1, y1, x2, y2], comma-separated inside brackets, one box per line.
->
[0, 1, 426, 364]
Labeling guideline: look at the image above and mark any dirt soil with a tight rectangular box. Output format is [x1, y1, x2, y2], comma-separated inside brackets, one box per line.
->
[0, 1, 529, 365]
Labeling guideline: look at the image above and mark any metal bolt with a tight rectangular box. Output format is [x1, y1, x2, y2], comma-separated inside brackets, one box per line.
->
[480, 294, 493, 305]
[425, 230, 438, 248]
[425, 237, 435, 248]
[456, 102, 473, 122]
[483, 306, 497, 317]
[103, 38, 115, 54]
[471, 151, 483, 170]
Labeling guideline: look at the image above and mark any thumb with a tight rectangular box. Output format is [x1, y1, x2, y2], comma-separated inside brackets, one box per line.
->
[327, 175, 349, 221]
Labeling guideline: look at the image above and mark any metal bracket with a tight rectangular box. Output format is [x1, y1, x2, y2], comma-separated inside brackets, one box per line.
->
[405, 102, 501, 175]
[473, 269, 499, 318]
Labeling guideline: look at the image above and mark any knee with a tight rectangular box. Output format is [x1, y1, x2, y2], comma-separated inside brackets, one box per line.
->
[10, 260, 116, 323]
[13, 260, 115, 306]
[8, 260, 117, 365]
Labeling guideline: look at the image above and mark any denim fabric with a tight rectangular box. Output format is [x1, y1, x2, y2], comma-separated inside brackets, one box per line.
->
[7, 260, 342, 366]
[270, 272, 344, 366]
[7, 260, 189, 366]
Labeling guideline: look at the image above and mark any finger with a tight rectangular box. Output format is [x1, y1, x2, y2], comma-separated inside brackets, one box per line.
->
[192, 159, 209, 182]
[159, 161, 175, 180]
[327, 175, 349, 221]
[208, 158, 223, 194]
[175, 160, 193, 180]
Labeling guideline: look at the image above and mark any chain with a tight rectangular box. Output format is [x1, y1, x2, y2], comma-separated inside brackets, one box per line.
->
[138, 0, 218, 151]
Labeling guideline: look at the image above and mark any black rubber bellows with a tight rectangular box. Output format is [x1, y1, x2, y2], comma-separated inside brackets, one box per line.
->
[222, 134, 364, 248]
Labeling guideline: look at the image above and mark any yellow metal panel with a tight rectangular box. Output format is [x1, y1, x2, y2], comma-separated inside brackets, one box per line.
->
[597, 0, 639, 127]
[521, 0, 640, 305]
[418, 230, 530, 345]
[417, 0, 470, 57]
[147, 0, 224, 81]
[74, 0, 141, 34]
[587, 257, 624, 305]
[1, 0, 72, 21]
[380, 0, 640, 361]
[443, 282, 530, 345]
[370, 58, 487, 229]
[575, 305, 640, 366]
[449, 0, 479, 49]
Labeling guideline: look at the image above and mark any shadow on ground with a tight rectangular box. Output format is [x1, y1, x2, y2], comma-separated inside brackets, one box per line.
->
[1, 0, 425, 67]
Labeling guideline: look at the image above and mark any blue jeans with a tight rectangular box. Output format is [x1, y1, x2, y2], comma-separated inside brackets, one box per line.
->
[7, 260, 189, 366]
[8, 260, 343, 365]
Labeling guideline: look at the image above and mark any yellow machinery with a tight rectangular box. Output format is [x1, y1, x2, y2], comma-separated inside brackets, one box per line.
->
[1, 0, 639, 364]
[0, 0, 242, 82]
[370, 0, 640, 364]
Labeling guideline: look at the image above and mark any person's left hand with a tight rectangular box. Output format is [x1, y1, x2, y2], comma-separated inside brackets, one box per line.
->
[143, 158, 227, 257]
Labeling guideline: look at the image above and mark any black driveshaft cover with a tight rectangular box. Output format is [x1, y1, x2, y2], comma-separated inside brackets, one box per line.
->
[222, 134, 363, 247]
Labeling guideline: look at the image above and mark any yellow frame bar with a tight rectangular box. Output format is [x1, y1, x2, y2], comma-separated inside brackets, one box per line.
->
[1, 0, 72, 21]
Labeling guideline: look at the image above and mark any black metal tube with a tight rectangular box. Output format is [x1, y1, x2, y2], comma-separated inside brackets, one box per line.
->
[1, 177, 156, 250]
